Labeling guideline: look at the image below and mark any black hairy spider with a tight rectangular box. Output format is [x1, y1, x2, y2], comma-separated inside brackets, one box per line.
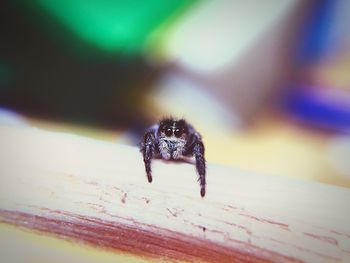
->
[140, 118, 206, 197]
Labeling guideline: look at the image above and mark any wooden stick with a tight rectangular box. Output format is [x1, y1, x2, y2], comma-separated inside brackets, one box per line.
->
[0, 126, 349, 262]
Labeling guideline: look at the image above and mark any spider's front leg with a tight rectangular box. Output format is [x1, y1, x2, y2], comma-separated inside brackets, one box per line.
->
[193, 139, 206, 197]
[142, 131, 156, 183]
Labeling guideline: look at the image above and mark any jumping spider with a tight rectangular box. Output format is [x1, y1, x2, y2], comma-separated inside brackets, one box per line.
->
[141, 118, 206, 197]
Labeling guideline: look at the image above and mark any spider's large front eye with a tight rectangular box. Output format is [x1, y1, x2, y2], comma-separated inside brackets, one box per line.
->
[174, 129, 182, 138]
[165, 128, 172, 137]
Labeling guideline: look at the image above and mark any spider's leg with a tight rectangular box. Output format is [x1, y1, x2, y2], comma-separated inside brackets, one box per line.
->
[193, 139, 206, 197]
[142, 131, 156, 183]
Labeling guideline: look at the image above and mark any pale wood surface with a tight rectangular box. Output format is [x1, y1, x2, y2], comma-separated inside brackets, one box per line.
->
[0, 126, 350, 262]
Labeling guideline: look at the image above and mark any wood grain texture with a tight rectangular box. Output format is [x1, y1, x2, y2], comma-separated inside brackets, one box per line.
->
[0, 126, 350, 262]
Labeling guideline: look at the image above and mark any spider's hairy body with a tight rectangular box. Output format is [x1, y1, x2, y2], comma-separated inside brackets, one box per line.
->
[140, 118, 206, 197]
[158, 135, 186, 160]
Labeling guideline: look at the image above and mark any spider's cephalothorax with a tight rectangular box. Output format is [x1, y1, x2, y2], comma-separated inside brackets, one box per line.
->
[141, 118, 206, 197]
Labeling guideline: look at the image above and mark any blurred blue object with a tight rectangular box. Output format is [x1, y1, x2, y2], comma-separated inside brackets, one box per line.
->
[0, 108, 27, 126]
[284, 86, 350, 133]
[286, 0, 350, 133]
[297, 0, 339, 64]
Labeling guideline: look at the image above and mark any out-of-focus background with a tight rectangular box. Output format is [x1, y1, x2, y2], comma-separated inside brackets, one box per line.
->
[1, 1, 350, 259]
[2, 0, 349, 186]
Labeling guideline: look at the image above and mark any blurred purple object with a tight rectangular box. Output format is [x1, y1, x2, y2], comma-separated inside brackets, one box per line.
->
[0, 108, 27, 126]
[284, 86, 350, 133]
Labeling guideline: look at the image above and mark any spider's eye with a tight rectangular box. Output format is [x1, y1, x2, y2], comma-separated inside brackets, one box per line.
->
[165, 128, 172, 137]
[174, 129, 182, 138]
